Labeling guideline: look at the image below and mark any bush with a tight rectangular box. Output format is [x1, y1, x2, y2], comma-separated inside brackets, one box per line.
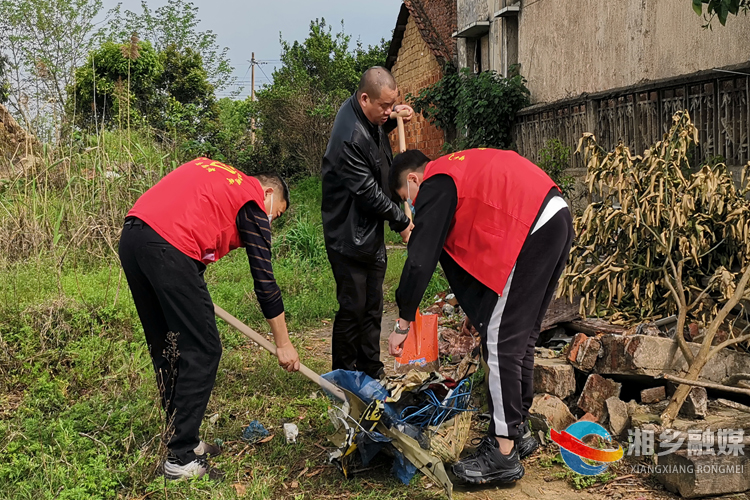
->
[408, 66, 530, 152]
[537, 139, 575, 198]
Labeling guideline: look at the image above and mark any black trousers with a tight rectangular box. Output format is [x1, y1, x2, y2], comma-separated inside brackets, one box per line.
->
[480, 209, 573, 439]
[118, 218, 222, 465]
[327, 248, 387, 378]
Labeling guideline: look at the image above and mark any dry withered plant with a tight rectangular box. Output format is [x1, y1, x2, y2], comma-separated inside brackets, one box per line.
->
[562, 110, 750, 425]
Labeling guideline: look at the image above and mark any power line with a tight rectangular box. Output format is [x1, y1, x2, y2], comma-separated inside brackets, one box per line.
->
[258, 64, 272, 83]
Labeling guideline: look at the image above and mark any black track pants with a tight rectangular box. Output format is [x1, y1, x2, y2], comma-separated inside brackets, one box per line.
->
[119, 218, 221, 465]
[481, 209, 573, 439]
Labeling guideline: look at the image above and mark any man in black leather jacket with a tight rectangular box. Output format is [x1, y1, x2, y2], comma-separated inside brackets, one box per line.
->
[321, 67, 414, 379]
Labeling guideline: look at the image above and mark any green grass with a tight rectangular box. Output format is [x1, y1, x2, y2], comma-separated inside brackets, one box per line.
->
[0, 151, 448, 499]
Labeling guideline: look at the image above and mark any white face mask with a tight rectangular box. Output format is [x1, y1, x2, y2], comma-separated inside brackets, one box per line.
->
[406, 179, 416, 216]
[267, 193, 274, 225]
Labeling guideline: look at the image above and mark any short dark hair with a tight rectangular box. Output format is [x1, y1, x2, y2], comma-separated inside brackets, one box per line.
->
[356, 66, 397, 100]
[254, 172, 290, 209]
[388, 149, 431, 200]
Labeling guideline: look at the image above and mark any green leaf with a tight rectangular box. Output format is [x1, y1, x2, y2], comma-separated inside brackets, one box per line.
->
[719, 2, 729, 23]
[692, 0, 704, 16]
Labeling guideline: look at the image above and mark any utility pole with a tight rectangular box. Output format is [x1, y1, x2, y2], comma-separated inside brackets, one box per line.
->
[251, 52, 256, 103]
[250, 52, 256, 144]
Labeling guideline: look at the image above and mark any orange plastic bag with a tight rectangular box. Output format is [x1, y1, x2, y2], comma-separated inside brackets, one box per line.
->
[394, 309, 440, 373]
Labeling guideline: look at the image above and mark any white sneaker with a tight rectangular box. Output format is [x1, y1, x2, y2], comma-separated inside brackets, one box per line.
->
[163, 456, 208, 480]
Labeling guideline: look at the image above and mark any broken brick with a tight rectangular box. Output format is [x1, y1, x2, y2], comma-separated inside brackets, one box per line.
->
[680, 387, 707, 420]
[641, 386, 666, 404]
[567, 333, 601, 372]
[593, 334, 750, 384]
[577, 374, 622, 421]
[566, 332, 586, 365]
[530, 394, 576, 433]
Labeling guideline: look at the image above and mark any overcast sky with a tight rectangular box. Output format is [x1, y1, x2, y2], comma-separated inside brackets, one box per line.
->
[98, 0, 402, 99]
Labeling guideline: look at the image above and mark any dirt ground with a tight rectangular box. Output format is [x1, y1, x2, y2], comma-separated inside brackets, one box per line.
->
[307, 305, 694, 500]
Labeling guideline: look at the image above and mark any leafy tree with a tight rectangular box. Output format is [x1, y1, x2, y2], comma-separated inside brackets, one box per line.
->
[69, 38, 220, 144]
[157, 44, 214, 109]
[209, 97, 255, 167]
[253, 19, 389, 179]
[102, 0, 233, 92]
[0, 54, 9, 104]
[69, 39, 162, 129]
[409, 66, 530, 152]
[354, 39, 391, 76]
[537, 139, 575, 198]
[691, 0, 749, 25]
[0, 0, 103, 139]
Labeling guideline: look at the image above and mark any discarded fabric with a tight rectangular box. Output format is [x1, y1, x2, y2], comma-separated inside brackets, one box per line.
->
[242, 420, 270, 443]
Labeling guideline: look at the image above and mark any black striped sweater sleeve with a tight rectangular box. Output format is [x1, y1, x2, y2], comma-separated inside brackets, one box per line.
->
[236, 201, 284, 319]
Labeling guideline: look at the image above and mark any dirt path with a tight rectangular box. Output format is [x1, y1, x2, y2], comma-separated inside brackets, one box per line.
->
[309, 305, 680, 500]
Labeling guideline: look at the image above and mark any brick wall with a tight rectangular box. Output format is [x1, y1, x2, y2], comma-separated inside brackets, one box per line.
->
[389, 14, 446, 160]
[409, 0, 457, 64]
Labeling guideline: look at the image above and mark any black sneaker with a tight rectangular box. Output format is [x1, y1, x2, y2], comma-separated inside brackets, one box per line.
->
[515, 420, 539, 459]
[452, 436, 525, 484]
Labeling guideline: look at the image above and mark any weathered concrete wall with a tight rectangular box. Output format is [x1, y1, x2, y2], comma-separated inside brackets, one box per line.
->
[517, 0, 750, 104]
[456, 0, 492, 30]
[390, 14, 446, 159]
[456, 0, 503, 72]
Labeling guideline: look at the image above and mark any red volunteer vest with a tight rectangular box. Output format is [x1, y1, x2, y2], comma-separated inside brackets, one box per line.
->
[423, 149, 558, 295]
[127, 157, 266, 264]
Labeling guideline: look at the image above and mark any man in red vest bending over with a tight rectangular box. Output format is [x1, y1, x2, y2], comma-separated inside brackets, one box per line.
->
[387, 149, 573, 485]
[119, 157, 300, 480]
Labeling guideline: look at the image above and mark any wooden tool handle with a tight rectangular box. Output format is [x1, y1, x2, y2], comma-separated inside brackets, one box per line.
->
[214, 303, 346, 401]
[396, 117, 406, 153]
[389, 109, 411, 119]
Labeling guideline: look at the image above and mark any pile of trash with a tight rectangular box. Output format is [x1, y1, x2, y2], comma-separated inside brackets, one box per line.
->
[322, 367, 477, 494]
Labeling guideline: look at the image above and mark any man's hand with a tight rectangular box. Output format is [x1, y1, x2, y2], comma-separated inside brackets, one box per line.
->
[267, 312, 299, 372]
[276, 341, 300, 372]
[460, 316, 473, 336]
[400, 221, 414, 244]
[389, 332, 408, 356]
[389, 318, 410, 356]
[393, 104, 414, 124]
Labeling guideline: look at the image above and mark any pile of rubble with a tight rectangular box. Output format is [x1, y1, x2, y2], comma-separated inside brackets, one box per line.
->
[528, 298, 750, 499]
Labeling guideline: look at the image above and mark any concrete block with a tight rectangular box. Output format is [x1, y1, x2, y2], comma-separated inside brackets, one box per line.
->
[530, 393, 576, 433]
[594, 334, 750, 384]
[577, 374, 622, 420]
[533, 357, 576, 399]
[604, 397, 630, 437]
[655, 450, 750, 498]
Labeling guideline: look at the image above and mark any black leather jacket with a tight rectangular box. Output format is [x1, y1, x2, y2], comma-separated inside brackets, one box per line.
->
[322, 94, 411, 262]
